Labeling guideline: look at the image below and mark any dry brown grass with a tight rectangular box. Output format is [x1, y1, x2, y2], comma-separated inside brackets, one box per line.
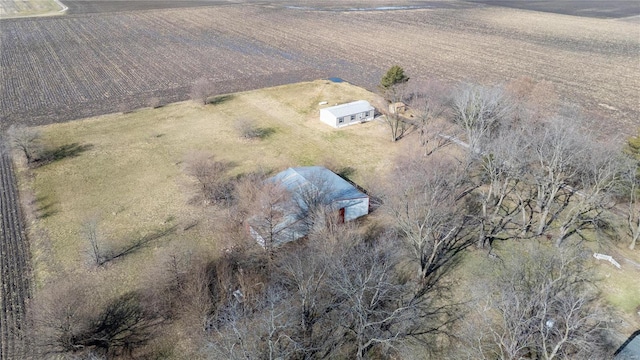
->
[24, 81, 398, 291]
[0, 0, 63, 18]
[19, 79, 640, 356]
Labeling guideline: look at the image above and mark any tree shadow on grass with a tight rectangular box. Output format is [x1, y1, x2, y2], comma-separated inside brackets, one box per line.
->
[255, 127, 276, 140]
[334, 166, 356, 180]
[35, 194, 58, 219]
[207, 94, 234, 105]
[99, 225, 177, 266]
[36, 143, 93, 167]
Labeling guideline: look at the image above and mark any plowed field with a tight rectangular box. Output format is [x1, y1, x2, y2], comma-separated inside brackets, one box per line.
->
[0, 149, 31, 360]
[1, 3, 638, 136]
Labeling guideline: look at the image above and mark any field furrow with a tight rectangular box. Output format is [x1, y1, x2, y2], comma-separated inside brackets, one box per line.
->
[0, 150, 31, 360]
[1, 4, 638, 135]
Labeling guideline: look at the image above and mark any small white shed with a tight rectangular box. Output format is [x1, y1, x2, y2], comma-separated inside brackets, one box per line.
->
[320, 100, 375, 128]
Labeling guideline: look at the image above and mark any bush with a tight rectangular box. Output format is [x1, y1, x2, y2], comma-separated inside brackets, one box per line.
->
[7, 124, 42, 163]
[235, 118, 262, 139]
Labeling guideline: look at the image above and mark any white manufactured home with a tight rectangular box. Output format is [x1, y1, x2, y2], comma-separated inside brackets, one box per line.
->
[319, 100, 375, 128]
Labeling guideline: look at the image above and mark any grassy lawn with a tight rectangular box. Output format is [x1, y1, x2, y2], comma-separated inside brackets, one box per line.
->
[0, 0, 64, 18]
[17, 80, 640, 356]
[24, 80, 398, 291]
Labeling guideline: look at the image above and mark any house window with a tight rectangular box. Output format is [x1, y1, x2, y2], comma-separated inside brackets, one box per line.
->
[350, 115, 355, 121]
[338, 117, 344, 123]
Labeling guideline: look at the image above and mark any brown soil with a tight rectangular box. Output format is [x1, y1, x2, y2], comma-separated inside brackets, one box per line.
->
[1, 2, 638, 138]
[465, 0, 640, 19]
[0, 149, 31, 360]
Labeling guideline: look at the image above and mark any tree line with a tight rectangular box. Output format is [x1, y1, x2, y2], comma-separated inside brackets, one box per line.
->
[9, 68, 639, 358]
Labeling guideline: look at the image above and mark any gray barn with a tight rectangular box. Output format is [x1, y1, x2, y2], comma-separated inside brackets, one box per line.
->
[248, 166, 369, 247]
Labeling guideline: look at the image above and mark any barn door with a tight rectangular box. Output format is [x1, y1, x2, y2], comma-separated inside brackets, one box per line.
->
[338, 208, 345, 224]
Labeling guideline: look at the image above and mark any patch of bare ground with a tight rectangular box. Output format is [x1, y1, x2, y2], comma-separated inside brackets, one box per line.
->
[62, 0, 235, 15]
[1, 3, 638, 137]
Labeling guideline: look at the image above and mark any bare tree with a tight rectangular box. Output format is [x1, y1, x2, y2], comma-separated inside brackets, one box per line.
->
[467, 114, 627, 248]
[275, 222, 360, 357]
[234, 118, 264, 139]
[207, 287, 299, 360]
[246, 182, 295, 255]
[327, 237, 417, 360]
[183, 151, 234, 206]
[33, 277, 160, 358]
[147, 97, 162, 109]
[515, 118, 626, 246]
[460, 244, 614, 360]
[200, 210, 460, 359]
[32, 276, 96, 356]
[82, 217, 105, 266]
[377, 82, 409, 142]
[472, 122, 535, 248]
[276, 226, 427, 359]
[552, 139, 624, 246]
[7, 124, 42, 163]
[451, 84, 513, 155]
[290, 172, 338, 235]
[407, 79, 452, 155]
[190, 78, 214, 105]
[383, 155, 477, 286]
[621, 131, 640, 250]
[619, 160, 640, 250]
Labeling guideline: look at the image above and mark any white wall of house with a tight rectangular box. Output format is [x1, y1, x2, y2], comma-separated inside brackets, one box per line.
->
[334, 197, 369, 221]
[250, 226, 265, 247]
[320, 101, 375, 128]
[320, 109, 340, 128]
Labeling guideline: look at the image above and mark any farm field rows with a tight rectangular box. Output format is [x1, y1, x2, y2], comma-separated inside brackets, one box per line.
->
[1, 3, 638, 136]
[0, 150, 30, 360]
[0, 0, 63, 18]
[466, 0, 640, 18]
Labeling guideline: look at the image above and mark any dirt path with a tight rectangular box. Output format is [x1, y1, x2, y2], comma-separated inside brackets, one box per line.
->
[0, 147, 31, 360]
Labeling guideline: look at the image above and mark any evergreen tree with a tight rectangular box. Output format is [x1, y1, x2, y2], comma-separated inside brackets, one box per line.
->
[380, 65, 409, 89]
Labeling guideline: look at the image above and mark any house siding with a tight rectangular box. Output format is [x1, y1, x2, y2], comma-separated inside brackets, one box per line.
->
[334, 197, 368, 221]
[320, 101, 375, 128]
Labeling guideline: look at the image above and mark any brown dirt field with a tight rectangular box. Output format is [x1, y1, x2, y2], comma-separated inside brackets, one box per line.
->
[0, 150, 31, 360]
[1, 3, 638, 138]
[466, 0, 640, 19]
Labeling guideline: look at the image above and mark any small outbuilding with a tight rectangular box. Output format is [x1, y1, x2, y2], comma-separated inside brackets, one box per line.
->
[389, 102, 406, 114]
[248, 166, 369, 247]
[320, 100, 375, 128]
